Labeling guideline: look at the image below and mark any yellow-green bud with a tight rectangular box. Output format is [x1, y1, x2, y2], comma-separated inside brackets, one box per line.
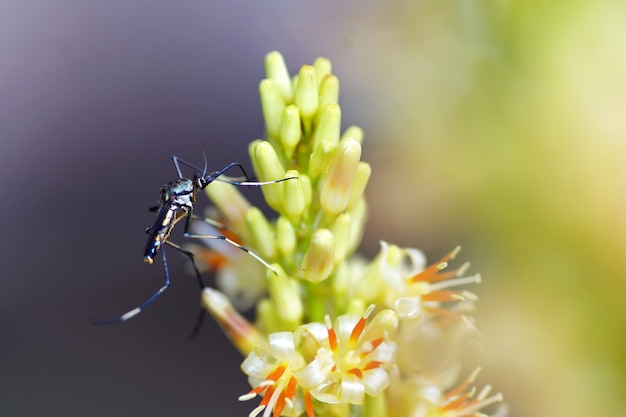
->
[347, 198, 367, 255]
[282, 169, 306, 223]
[280, 105, 302, 161]
[259, 79, 286, 141]
[257, 298, 281, 335]
[264, 51, 292, 102]
[309, 140, 337, 179]
[301, 228, 336, 282]
[202, 287, 268, 356]
[204, 181, 252, 241]
[332, 212, 352, 262]
[276, 216, 296, 259]
[319, 74, 339, 107]
[313, 57, 332, 86]
[320, 136, 362, 215]
[347, 161, 371, 210]
[267, 264, 303, 331]
[294, 65, 318, 132]
[251, 141, 286, 211]
[298, 173, 313, 209]
[245, 206, 276, 260]
[311, 103, 341, 150]
[331, 262, 350, 312]
[342, 125, 364, 144]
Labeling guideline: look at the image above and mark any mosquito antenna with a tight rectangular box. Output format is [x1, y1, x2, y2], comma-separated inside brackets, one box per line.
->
[201, 150, 208, 179]
[172, 155, 184, 179]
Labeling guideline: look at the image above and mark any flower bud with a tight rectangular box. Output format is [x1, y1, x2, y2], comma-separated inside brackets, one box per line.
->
[311, 103, 341, 150]
[282, 170, 306, 223]
[309, 139, 337, 179]
[204, 181, 252, 241]
[347, 198, 367, 255]
[320, 136, 362, 215]
[313, 56, 332, 85]
[265, 51, 292, 102]
[301, 228, 336, 282]
[319, 74, 339, 107]
[332, 212, 352, 262]
[259, 79, 286, 141]
[342, 125, 364, 144]
[294, 65, 319, 133]
[245, 206, 276, 260]
[276, 216, 296, 259]
[347, 162, 371, 210]
[267, 264, 303, 331]
[250, 141, 286, 211]
[280, 104, 301, 160]
[202, 287, 267, 356]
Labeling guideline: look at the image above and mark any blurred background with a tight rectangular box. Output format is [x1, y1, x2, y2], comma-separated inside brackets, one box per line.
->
[1, 1, 624, 416]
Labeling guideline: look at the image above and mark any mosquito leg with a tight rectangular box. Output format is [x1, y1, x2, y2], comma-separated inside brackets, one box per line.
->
[183, 203, 277, 275]
[186, 232, 277, 274]
[92, 247, 173, 325]
[164, 239, 205, 290]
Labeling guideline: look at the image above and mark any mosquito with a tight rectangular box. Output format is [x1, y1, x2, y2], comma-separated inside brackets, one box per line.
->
[94, 155, 292, 325]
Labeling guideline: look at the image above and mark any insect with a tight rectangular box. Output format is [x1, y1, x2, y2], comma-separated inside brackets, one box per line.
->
[94, 155, 292, 325]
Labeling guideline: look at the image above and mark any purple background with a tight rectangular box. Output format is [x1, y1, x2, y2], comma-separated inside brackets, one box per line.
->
[0, 1, 373, 416]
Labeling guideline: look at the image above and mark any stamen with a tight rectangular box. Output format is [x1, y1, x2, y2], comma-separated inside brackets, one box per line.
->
[325, 315, 338, 352]
[249, 405, 266, 417]
[428, 274, 481, 292]
[360, 337, 383, 357]
[363, 360, 382, 371]
[422, 290, 461, 302]
[285, 376, 297, 400]
[258, 385, 275, 408]
[349, 305, 375, 345]
[263, 385, 284, 417]
[266, 364, 287, 382]
[457, 393, 504, 416]
[304, 391, 315, 417]
[409, 247, 461, 284]
[239, 392, 259, 401]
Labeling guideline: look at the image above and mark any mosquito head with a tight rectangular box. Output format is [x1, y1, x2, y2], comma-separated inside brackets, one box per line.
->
[194, 174, 209, 190]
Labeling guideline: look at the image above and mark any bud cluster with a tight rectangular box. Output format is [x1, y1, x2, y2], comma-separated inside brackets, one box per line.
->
[190, 52, 504, 417]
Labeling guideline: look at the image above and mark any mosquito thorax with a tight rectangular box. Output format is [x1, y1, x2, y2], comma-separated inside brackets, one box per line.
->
[160, 178, 195, 207]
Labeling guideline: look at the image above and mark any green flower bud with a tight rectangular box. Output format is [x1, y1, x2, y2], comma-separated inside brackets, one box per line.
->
[313, 57, 332, 86]
[257, 298, 281, 335]
[319, 74, 339, 107]
[332, 212, 352, 262]
[204, 181, 252, 241]
[298, 173, 313, 209]
[301, 228, 336, 283]
[294, 65, 318, 133]
[280, 104, 302, 161]
[267, 264, 303, 331]
[311, 103, 341, 150]
[348, 161, 371, 210]
[276, 216, 296, 259]
[259, 79, 286, 141]
[264, 51, 292, 102]
[282, 169, 306, 223]
[342, 125, 364, 144]
[251, 141, 286, 211]
[347, 198, 367, 256]
[309, 140, 337, 179]
[320, 136, 362, 215]
[245, 206, 276, 260]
